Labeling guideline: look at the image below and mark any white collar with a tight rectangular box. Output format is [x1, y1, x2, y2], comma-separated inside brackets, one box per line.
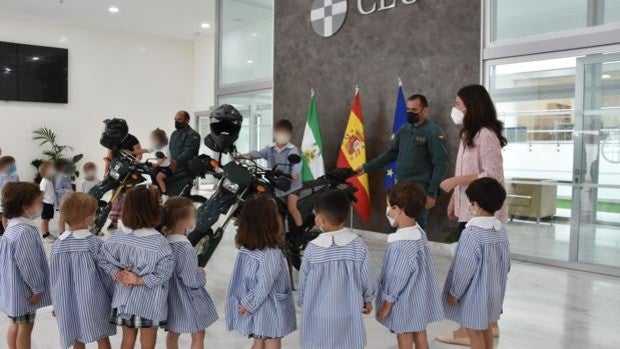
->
[466, 216, 503, 231]
[388, 225, 423, 242]
[272, 143, 294, 152]
[7, 217, 37, 229]
[166, 234, 189, 243]
[122, 227, 160, 237]
[310, 228, 359, 247]
[59, 229, 92, 240]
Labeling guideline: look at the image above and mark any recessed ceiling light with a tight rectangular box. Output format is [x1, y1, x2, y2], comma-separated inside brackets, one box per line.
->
[108, 6, 119, 13]
[602, 74, 612, 79]
[201, 22, 211, 29]
[246, 59, 254, 64]
[32, 57, 40, 61]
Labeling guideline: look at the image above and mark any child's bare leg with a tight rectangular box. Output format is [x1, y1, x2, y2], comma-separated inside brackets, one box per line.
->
[96, 337, 112, 349]
[264, 338, 281, 349]
[396, 333, 414, 349]
[156, 173, 167, 194]
[120, 326, 138, 349]
[7, 323, 18, 349]
[490, 321, 500, 336]
[40, 219, 49, 236]
[73, 341, 86, 349]
[483, 328, 494, 348]
[251, 338, 265, 349]
[286, 194, 303, 227]
[190, 331, 205, 349]
[139, 327, 158, 349]
[466, 328, 487, 349]
[16, 323, 34, 349]
[166, 332, 180, 349]
[412, 331, 429, 349]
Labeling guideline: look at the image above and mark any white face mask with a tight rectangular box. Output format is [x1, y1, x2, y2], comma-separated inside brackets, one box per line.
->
[28, 207, 43, 220]
[386, 207, 397, 227]
[451, 107, 465, 125]
[274, 133, 291, 145]
[85, 170, 96, 178]
[185, 220, 196, 235]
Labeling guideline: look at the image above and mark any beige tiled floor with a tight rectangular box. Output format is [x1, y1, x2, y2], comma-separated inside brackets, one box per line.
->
[1, 223, 619, 348]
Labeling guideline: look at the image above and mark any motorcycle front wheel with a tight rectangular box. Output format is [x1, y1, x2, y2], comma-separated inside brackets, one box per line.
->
[195, 227, 224, 267]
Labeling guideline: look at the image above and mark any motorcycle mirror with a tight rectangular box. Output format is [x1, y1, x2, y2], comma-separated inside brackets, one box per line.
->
[287, 154, 301, 164]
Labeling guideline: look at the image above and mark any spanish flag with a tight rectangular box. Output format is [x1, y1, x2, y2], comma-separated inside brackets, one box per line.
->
[337, 88, 371, 221]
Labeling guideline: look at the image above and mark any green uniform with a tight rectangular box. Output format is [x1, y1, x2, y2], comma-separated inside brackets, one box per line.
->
[364, 119, 448, 227]
[169, 125, 201, 172]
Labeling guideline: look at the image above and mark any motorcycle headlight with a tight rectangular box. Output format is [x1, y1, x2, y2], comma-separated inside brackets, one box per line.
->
[222, 178, 240, 193]
[109, 169, 120, 180]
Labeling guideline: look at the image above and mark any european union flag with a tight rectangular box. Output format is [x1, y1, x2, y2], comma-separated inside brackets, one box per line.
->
[384, 82, 407, 189]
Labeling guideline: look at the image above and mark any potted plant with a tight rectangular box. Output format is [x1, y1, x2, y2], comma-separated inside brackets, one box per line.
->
[31, 127, 83, 183]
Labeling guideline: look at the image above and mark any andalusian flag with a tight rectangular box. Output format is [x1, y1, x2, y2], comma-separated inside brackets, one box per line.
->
[301, 90, 325, 180]
[337, 88, 371, 221]
[385, 80, 407, 189]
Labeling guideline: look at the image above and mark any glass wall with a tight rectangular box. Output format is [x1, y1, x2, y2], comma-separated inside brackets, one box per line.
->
[220, 0, 273, 85]
[219, 91, 273, 154]
[491, 0, 620, 42]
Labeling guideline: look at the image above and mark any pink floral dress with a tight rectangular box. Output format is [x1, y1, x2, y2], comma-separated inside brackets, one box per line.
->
[453, 127, 507, 223]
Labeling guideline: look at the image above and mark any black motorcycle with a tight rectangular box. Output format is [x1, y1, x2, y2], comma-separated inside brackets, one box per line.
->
[89, 150, 217, 234]
[187, 150, 357, 269]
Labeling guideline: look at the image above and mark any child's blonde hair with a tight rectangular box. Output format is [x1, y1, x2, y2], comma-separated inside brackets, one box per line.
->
[60, 192, 98, 226]
[38, 161, 54, 177]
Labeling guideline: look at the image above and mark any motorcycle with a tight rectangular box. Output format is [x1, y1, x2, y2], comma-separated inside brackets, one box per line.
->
[188, 149, 357, 269]
[89, 150, 217, 234]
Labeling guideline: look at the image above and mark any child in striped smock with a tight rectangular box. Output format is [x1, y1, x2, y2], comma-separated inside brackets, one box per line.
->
[443, 177, 510, 349]
[298, 189, 376, 349]
[226, 195, 296, 349]
[376, 183, 444, 349]
[0, 182, 52, 348]
[162, 197, 218, 349]
[50, 192, 115, 349]
[98, 186, 174, 349]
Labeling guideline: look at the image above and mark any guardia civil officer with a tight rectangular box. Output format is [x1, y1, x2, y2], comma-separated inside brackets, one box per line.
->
[357, 94, 448, 229]
[169, 111, 201, 172]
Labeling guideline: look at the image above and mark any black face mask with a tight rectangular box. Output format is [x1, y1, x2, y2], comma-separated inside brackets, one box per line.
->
[175, 121, 186, 130]
[407, 111, 420, 124]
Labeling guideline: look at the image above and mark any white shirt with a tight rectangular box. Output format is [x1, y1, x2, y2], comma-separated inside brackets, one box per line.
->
[309, 228, 359, 247]
[152, 145, 171, 167]
[387, 225, 423, 243]
[80, 178, 100, 193]
[40, 178, 56, 205]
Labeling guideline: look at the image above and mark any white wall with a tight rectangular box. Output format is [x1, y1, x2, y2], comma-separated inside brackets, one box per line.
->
[0, 14, 215, 181]
[193, 34, 216, 113]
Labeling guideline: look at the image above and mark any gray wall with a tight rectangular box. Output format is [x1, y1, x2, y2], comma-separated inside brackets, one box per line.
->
[274, 0, 481, 240]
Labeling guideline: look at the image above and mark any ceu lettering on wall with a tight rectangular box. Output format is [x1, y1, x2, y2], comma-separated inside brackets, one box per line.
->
[310, 0, 420, 38]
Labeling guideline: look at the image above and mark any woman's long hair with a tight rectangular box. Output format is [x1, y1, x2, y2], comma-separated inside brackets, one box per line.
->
[458, 84, 507, 148]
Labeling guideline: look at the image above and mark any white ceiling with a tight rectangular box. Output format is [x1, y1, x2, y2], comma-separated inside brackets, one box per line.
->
[0, 0, 217, 40]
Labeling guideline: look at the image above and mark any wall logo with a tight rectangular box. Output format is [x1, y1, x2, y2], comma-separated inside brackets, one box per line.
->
[311, 0, 420, 38]
[310, 0, 348, 38]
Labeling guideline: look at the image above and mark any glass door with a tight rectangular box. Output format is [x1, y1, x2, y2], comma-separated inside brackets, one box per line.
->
[572, 53, 620, 270]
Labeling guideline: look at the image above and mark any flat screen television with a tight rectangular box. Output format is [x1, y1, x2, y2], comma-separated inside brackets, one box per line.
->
[0, 41, 68, 104]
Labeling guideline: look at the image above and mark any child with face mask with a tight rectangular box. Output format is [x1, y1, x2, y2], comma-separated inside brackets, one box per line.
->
[0, 182, 52, 348]
[243, 119, 303, 231]
[377, 182, 444, 349]
[50, 192, 116, 349]
[80, 162, 101, 193]
[136, 129, 172, 199]
[298, 189, 376, 349]
[39, 161, 57, 241]
[0, 156, 19, 234]
[161, 197, 218, 349]
[443, 177, 510, 349]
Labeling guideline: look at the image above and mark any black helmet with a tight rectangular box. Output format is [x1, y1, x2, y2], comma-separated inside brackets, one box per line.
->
[204, 104, 242, 153]
[100, 118, 129, 150]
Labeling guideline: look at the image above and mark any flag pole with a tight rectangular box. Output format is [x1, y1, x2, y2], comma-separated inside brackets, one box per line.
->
[311, 88, 315, 97]
[398, 77, 402, 86]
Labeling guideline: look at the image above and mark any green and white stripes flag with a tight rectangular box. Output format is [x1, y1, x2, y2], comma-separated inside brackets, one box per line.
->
[301, 90, 325, 181]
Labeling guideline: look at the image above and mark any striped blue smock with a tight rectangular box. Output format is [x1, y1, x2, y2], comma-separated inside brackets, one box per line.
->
[50, 230, 116, 348]
[298, 229, 377, 349]
[376, 225, 444, 333]
[98, 227, 174, 323]
[165, 234, 218, 333]
[225, 247, 296, 338]
[0, 218, 52, 317]
[443, 216, 511, 330]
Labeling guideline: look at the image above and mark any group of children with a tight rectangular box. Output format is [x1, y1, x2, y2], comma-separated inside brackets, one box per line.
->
[223, 176, 510, 349]
[0, 182, 217, 349]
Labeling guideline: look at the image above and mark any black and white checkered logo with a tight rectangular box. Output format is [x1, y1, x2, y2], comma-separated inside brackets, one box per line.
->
[311, 0, 348, 38]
